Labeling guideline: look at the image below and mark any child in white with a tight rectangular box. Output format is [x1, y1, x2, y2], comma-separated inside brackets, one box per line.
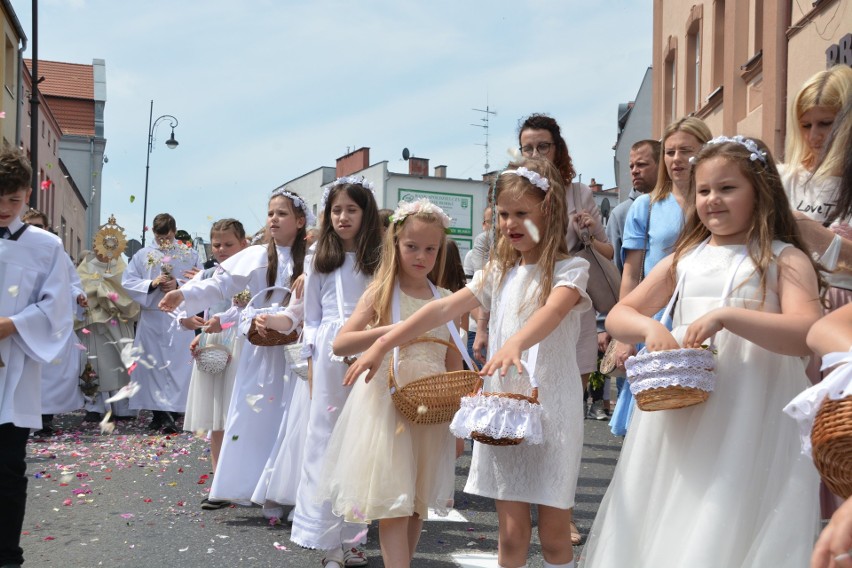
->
[159, 189, 310, 511]
[346, 159, 591, 568]
[182, 218, 249, 510]
[253, 177, 382, 566]
[325, 199, 467, 568]
[582, 137, 822, 567]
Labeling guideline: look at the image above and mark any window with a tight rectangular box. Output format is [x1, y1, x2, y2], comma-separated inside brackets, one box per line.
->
[664, 41, 677, 124]
[686, 12, 702, 113]
[712, 0, 725, 89]
[60, 217, 66, 248]
[752, 0, 763, 56]
[4, 36, 14, 96]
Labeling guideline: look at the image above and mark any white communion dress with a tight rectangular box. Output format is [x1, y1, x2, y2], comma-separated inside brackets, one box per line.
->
[580, 242, 820, 567]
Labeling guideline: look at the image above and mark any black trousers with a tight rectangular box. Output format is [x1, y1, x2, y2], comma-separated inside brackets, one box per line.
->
[0, 422, 29, 566]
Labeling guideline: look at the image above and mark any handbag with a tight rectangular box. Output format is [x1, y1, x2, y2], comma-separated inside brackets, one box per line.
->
[241, 286, 300, 346]
[576, 229, 621, 313]
[601, 198, 653, 375]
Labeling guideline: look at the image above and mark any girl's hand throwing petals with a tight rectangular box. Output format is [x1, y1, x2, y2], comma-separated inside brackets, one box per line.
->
[343, 344, 385, 386]
[204, 316, 222, 334]
[159, 290, 185, 312]
[479, 339, 523, 378]
[644, 322, 681, 353]
[682, 308, 726, 348]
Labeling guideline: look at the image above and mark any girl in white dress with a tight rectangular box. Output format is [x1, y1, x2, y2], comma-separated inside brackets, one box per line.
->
[159, 189, 310, 514]
[582, 137, 825, 567]
[324, 199, 464, 568]
[256, 177, 382, 568]
[345, 158, 592, 568]
[182, 219, 248, 508]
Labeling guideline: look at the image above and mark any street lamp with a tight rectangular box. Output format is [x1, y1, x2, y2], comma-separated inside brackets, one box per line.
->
[141, 99, 179, 247]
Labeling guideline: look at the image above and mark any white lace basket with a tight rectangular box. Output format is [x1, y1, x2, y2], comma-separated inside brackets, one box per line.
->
[194, 344, 232, 375]
[626, 347, 717, 411]
[283, 340, 309, 381]
[450, 362, 543, 446]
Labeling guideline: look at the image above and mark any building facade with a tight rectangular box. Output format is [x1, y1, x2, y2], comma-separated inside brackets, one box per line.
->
[281, 147, 490, 257]
[25, 58, 107, 247]
[652, 0, 851, 157]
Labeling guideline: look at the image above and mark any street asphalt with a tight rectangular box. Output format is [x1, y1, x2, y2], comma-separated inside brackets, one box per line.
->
[22, 409, 623, 567]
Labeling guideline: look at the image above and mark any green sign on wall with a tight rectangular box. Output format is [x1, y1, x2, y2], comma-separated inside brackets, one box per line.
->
[397, 188, 473, 236]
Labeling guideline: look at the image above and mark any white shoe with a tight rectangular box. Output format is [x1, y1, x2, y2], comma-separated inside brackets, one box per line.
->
[287, 508, 295, 522]
[262, 504, 284, 520]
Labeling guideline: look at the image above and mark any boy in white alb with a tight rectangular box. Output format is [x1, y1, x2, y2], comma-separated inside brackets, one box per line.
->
[0, 148, 73, 568]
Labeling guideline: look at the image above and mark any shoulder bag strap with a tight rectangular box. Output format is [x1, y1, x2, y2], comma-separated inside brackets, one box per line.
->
[639, 199, 652, 281]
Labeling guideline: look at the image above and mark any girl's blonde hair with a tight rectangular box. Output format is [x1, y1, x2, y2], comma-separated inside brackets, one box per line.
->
[673, 137, 826, 305]
[492, 157, 570, 308]
[651, 117, 712, 203]
[368, 206, 447, 326]
[786, 65, 852, 178]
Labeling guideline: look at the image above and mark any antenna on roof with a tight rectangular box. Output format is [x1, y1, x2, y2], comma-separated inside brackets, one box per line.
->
[472, 103, 497, 173]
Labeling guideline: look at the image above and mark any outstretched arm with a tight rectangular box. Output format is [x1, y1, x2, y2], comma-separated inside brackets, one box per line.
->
[341, 288, 481, 385]
[807, 303, 852, 357]
[606, 255, 679, 352]
[480, 285, 581, 377]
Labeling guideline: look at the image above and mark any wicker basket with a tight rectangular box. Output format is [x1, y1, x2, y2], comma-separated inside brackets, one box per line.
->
[389, 337, 479, 425]
[450, 370, 541, 446]
[194, 344, 232, 375]
[242, 285, 300, 347]
[811, 395, 852, 499]
[626, 347, 716, 412]
[247, 322, 299, 347]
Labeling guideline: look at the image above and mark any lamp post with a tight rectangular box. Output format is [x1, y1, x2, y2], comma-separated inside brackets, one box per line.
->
[141, 99, 179, 247]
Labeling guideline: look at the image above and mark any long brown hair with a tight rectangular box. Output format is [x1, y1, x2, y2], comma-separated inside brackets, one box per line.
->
[266, 192, 307, 299]
[368, 206, 447, 326]
[492, 157, 570, 308]
[517, 113, 576, 184]
[313, 182, 382, 275]
[672, 137, 826, 305]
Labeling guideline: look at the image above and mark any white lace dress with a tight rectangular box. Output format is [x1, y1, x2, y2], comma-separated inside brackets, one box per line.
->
[465, 257, 591, 508]
[319, 290, 457, 522]
[580, 242, 820, 567]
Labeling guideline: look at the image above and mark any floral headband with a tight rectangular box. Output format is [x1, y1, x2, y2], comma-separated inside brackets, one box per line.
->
[320, 176, 375, 211]
[701, 135, 768, 165]
[270, 187, 317, 227]
[389, 198, 452, 230]
[500, 166, 550, 191]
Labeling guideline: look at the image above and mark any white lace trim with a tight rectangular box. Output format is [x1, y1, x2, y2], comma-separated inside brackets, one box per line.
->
[626, 348, 717, 395]
[628, 369, 717, 394]
[450, 394, 543, 445]
[784, 353, 852, 457]
[625, 348, 716, 375]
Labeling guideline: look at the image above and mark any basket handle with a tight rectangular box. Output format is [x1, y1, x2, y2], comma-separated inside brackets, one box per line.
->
[387, 335, 475, 391]
[469, 359, 539, 403]
[245, 285, 292, 311]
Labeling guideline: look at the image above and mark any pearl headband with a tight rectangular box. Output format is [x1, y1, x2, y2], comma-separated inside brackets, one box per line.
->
[270, 187, 317, 227]
[320, 176, 375, 211]
[500, 167, 550, 191]
[389, 198, 452, 229]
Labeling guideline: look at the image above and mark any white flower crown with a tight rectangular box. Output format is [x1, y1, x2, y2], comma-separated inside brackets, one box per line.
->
[500, 166, 550, 191]
[320, 176, 376, 211]
[389, 198, 452, 230]
[271, 187, 317, 227]
[703, 135, 768, 164]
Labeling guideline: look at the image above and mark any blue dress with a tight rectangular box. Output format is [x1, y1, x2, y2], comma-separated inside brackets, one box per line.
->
[609, 193, 683, 436]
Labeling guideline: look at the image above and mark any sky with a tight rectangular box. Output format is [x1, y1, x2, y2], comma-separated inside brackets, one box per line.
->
[14, 0, 653, 242]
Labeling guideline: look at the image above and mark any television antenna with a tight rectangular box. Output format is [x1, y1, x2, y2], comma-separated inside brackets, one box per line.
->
[471, 104, 497, 172]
